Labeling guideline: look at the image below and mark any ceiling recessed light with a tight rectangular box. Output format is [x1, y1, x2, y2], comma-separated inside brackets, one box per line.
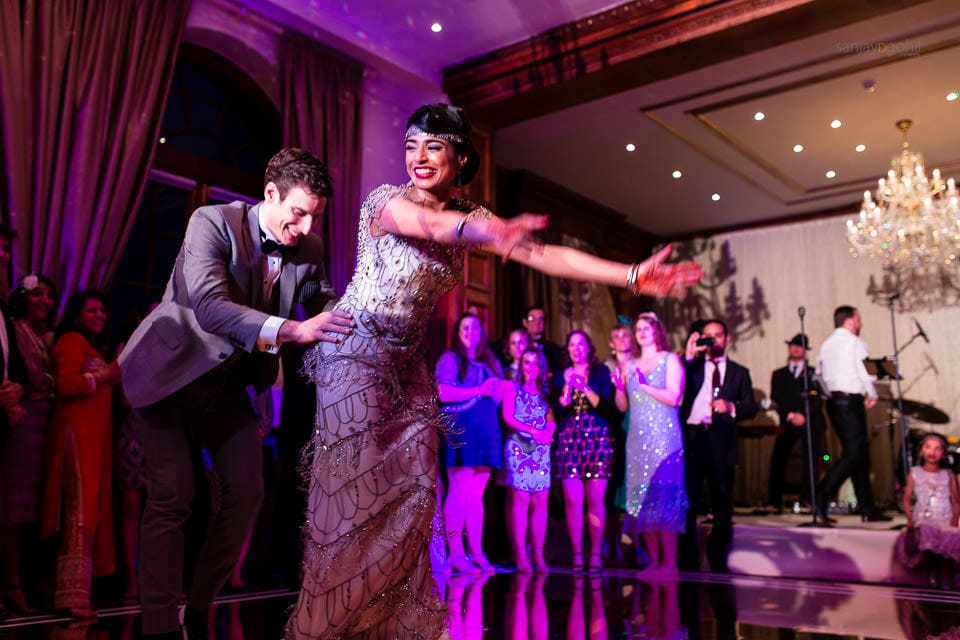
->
[430, 22, 443, 33]
[855, 144, 866, 152]
[948, 91, 959, 102]
[825, 170, 837, 179]
[672, 170, 682, 179]
[793, 144, 804, 153]
[830, 119, 842, 129]
[711, 193, 720, 202]
[754, 112, 765, 121]
[625, 143, 636, 152]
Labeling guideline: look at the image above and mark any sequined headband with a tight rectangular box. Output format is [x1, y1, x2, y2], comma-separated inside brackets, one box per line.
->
[405, 125, 467, 146]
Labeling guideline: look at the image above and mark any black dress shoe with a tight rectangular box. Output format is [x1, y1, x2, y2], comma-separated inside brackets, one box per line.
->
[814, 503, 837, 524]
[861, 511, 893, 522]
[183, 606, 210, 640]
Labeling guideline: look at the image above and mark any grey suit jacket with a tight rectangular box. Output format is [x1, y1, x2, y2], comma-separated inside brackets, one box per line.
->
[119, 200, 336, 408]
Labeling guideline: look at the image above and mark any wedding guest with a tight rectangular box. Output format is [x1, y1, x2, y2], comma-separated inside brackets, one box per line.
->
[502, 346, 555, 572]
[502, 328, 529, 382]
[679, 319, 756, 573]
[437, 312, 504, 573]
[42, 291, 121, 618]
[614, 312, 687, 577]
[555, 330, 619, 573]
[0, 224, 27, 621]
[1, 274, 55, 613]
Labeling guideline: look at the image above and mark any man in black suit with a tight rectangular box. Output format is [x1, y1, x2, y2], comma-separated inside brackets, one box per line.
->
[765, 334, 825, 514]
[679, 319, 756, 573]
[0, 224, 27, 622]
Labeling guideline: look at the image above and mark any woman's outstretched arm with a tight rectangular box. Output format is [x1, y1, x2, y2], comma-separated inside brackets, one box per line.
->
[378, 196, 701, 296]
[489, 235, 703, 298]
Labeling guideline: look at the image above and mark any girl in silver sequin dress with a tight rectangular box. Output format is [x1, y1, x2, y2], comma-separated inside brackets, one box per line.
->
[614, 312, 687, 578]
[286, 103, 702, 640]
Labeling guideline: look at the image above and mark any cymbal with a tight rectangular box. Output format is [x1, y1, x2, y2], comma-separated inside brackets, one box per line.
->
[883, 398, 950, 424]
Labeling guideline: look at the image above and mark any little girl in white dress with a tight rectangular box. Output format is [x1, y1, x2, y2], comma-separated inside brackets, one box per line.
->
[896, 432, 960, 586]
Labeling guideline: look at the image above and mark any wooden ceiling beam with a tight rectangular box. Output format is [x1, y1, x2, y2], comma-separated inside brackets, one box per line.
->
[443, 0, 932, 128]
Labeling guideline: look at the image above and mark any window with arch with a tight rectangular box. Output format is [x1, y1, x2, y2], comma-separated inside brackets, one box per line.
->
[111, 44, 281, 339]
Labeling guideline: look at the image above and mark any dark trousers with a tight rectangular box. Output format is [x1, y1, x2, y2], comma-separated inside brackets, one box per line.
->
[818, 395, 876, 514]
[134, 359, 264, 634]
[767, 421, 823, 509]
[680, 425, 735, 573]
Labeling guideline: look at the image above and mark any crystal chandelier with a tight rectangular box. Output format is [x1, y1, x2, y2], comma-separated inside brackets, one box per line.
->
[846, 119, 960, 266]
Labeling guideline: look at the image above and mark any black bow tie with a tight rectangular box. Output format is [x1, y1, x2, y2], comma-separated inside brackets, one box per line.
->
[261, 237, 296, 259]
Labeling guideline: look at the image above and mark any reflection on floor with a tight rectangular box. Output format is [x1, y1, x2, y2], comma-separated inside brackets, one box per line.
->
[2, 569, 959, 639]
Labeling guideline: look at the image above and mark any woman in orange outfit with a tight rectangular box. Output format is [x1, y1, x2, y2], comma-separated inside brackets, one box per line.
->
[41, 291, 121, 618]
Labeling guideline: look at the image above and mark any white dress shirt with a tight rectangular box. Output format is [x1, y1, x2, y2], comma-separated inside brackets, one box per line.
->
[816, 327, 877, 399]
[255, 223, 286, 354]
[687, 356, 726, 425]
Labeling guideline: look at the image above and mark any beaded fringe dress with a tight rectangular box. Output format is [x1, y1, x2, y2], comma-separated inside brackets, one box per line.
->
[286, 184, 484, 640]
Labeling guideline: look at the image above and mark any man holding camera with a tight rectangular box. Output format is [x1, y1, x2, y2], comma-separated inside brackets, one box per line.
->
[679, 319, 756, 572]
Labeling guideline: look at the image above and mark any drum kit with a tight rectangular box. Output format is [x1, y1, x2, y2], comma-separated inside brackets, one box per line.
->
[866, 350, 954, 477]
[885, 398, 959, 472]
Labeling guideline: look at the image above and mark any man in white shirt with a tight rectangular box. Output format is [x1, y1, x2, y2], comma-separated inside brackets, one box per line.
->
[815, 306, 891, 523]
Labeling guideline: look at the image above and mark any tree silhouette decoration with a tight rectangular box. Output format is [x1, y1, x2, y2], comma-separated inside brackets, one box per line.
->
[653, 238, 770, 353]
[866, 263, 960, 313]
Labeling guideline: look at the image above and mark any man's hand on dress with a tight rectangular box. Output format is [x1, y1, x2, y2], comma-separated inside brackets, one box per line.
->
[280, 310, 355, 344]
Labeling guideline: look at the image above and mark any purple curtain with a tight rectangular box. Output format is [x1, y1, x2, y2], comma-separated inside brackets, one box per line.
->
[0, 0, 191, 297]
[279, 36, 363, 294]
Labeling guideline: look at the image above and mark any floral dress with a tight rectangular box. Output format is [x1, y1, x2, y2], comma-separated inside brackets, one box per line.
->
[503, 385, 552, 493]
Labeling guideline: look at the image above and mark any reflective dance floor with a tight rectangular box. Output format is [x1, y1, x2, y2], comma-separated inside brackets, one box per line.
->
[2, 567, 958, 639]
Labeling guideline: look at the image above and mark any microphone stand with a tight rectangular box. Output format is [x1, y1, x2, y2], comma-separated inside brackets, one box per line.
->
[886, 295, 914, 514]
[796, 306, 830, 528]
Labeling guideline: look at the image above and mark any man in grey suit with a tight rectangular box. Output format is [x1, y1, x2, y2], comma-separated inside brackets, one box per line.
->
[119, 148, 353, 639]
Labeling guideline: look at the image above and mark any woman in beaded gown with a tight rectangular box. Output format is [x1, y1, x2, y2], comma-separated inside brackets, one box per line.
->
[613, 312, 687, 578]
[286, 103, 703, 640]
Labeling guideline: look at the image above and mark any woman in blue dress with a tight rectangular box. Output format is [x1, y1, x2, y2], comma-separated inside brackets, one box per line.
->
[501, 346, 555, 572]
[613, 312, 687, 578]
[436, 312, 504, 573]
